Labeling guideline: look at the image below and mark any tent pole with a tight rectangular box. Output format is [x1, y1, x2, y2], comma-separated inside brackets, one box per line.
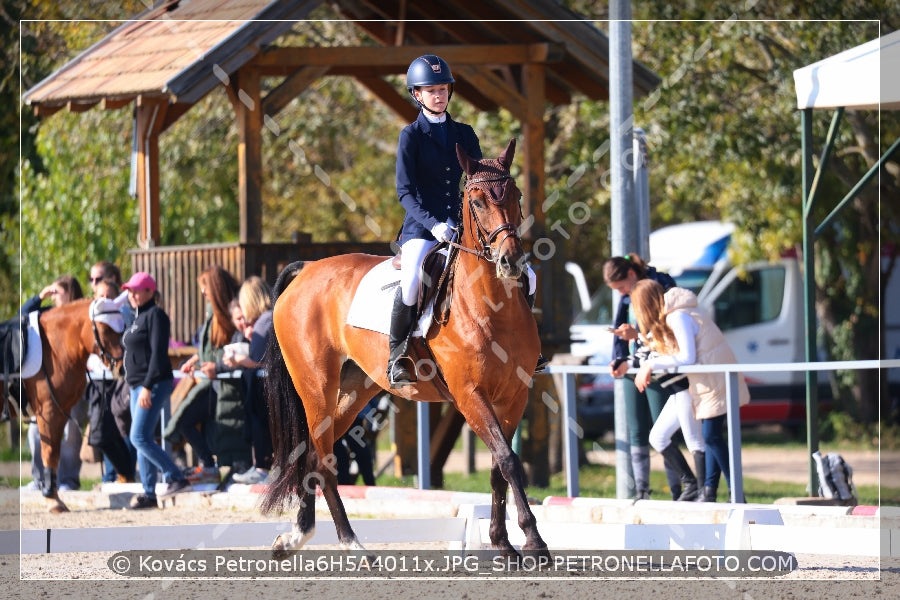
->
[801, 108, 820, 496]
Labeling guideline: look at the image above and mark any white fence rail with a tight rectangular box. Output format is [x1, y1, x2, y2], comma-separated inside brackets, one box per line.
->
[546, 359, 900, 502]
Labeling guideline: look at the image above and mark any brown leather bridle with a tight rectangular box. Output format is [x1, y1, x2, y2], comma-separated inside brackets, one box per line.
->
[454, 172, 523, 263]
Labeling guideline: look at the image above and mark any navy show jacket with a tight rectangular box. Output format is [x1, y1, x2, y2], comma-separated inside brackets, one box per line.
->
[395, 111, 481, 244]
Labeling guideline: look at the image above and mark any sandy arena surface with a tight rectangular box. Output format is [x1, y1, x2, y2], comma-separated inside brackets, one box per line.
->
[3, 486, 898, 599]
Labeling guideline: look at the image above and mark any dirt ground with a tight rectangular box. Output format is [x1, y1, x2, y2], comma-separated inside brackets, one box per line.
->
[4, 485, 899, 599]
[3, 444, 898, 598]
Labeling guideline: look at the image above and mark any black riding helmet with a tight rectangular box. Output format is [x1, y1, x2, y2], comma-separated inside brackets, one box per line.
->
[406, 54, 455, 109]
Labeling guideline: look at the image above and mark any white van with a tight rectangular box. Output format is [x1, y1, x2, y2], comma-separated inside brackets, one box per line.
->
[568, 221, 897, 430]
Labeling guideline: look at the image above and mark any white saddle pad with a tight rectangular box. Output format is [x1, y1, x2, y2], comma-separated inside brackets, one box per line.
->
[21, 311, 42, 379]
[346, 258, 436, 337]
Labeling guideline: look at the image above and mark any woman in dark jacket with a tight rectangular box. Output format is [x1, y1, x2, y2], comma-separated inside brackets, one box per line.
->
[122, 271, 192, 509]
[173, 265, 250, 481]
[604, 254, 683, 500]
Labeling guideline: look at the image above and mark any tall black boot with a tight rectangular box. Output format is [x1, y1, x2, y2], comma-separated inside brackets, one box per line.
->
[660, 444, 698, 501]
[630, 446, 651, 500]
[524, 285, 549, 374]
[692, 451, 706, 502]
[387, 289, 417, 388]
[698, 485, 717, 503]
[664, 463, 682, 500]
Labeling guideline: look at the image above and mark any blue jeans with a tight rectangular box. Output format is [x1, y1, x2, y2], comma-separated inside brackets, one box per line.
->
[129, 379, 183, 496]
[702, 413, 729, 489]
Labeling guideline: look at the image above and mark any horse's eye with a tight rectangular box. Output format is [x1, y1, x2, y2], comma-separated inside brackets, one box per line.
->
[471, 196, 484, 210]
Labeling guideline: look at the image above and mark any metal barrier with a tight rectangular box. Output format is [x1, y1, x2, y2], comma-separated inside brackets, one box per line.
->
[546, 359, 900, 502]
[88, 359, 900, 502]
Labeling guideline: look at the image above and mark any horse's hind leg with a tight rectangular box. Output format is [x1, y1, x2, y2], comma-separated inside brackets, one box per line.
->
[272, 447, 318, 557]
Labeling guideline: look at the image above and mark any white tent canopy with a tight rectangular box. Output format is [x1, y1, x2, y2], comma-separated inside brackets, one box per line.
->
[793, 29, 900, 111]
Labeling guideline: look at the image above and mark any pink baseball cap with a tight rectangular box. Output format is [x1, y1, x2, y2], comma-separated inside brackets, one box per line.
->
[122, 271, 157, 292]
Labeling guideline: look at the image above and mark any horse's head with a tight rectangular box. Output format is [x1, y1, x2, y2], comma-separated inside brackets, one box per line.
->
[456, 138, 526, 280]
[88, 297, 126, 378]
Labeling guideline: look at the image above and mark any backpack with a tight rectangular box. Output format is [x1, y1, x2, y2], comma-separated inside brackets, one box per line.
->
[812, 450, 857, 505]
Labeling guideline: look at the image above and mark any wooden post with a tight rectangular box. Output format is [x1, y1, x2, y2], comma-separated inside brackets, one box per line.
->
[134, 97, 167, 248]
[235, 68, 263, 245]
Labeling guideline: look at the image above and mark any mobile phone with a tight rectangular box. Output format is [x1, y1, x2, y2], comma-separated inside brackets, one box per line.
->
[606, 326, 616, 332]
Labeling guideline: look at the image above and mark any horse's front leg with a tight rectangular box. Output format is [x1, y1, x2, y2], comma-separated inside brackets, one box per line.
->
[488, 460, 516, 558]
[488, 441, 548, 558]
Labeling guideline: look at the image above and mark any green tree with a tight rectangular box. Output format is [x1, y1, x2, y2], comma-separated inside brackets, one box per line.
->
[557, 1, 898, 422]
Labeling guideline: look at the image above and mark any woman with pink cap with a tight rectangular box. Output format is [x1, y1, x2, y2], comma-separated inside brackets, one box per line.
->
[122, 271, 192, 508]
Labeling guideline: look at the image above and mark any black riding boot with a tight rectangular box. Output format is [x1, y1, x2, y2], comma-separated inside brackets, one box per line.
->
[660, 444, 699, 501]
[524, 287, 549, 374]
[692, 451, 706, 502]
[698, 485, 718, 503]
[387, 289, 417, 388]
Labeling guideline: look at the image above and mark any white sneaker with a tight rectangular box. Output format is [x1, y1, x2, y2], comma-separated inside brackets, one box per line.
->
[232, 467, 267, 484]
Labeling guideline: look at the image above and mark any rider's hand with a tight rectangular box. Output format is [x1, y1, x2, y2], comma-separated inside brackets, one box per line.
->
[430, 222, 453, 243]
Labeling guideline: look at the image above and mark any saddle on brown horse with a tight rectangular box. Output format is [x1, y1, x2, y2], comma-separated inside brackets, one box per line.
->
[1, 314, 30, 420]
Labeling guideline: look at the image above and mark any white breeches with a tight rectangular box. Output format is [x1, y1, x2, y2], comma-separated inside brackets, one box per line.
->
[399, 237, 536, 306]
[649, 390, 705, 453]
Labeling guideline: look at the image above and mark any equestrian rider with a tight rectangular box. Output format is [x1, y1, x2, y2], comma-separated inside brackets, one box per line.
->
[388, 54, 547, 388]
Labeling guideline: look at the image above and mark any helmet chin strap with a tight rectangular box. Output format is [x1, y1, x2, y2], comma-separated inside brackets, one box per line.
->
[420, 103, 444, 116]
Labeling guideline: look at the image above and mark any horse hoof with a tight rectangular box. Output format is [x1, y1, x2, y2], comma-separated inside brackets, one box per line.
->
[271, 536, 292, 560]
[48, 502, 69, 514]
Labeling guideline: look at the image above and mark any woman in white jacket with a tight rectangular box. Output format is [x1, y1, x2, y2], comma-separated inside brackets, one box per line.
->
[630, 280, 750, 502]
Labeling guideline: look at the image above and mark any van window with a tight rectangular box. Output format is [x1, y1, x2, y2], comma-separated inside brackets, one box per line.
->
[572, 288, 613, 326]
[712, 266, 786, 331]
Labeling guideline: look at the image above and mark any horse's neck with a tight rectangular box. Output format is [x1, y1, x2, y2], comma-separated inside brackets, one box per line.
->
[454, 253, 527, 317]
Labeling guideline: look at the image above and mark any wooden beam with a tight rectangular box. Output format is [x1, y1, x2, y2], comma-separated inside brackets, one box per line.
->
[134, 96, 168, 248]
[453, 64, 527, 121]
[356, 76, 418, 123]
[66, 100, 99, 113]
[256, 44, 562, 69]
[520, 63, 546, 238]
[100, 97, 134, 110]
[159, 102, 194, 134]
[32, 104, 62, 118]
[234, 68, 263, 245]
[260, 65, 329, 118]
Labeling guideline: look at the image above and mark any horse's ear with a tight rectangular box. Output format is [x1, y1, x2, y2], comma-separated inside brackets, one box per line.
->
[498, 138, 516, 170]
[456, 143, 477, 176]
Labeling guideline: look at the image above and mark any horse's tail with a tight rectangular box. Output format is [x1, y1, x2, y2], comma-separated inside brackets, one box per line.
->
[260, 261, 309, 514]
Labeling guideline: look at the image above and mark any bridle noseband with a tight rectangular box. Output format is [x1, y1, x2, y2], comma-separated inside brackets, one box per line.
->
[455, 172, 522, 263]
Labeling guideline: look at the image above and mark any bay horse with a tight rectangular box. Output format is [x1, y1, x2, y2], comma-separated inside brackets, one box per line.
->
[23, 296, 125, 513]
[262, 138, 549, 560]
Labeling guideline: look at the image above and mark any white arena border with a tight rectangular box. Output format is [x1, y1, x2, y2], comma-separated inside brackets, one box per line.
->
[7, 493, 897, 557]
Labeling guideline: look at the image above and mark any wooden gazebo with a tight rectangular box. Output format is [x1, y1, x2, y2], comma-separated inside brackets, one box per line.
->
[23, 0, 659, 484]
[23, 0, 659, 343]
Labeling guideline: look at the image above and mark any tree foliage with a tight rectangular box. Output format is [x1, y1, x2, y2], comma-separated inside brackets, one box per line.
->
[7, 2, 898, 421]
